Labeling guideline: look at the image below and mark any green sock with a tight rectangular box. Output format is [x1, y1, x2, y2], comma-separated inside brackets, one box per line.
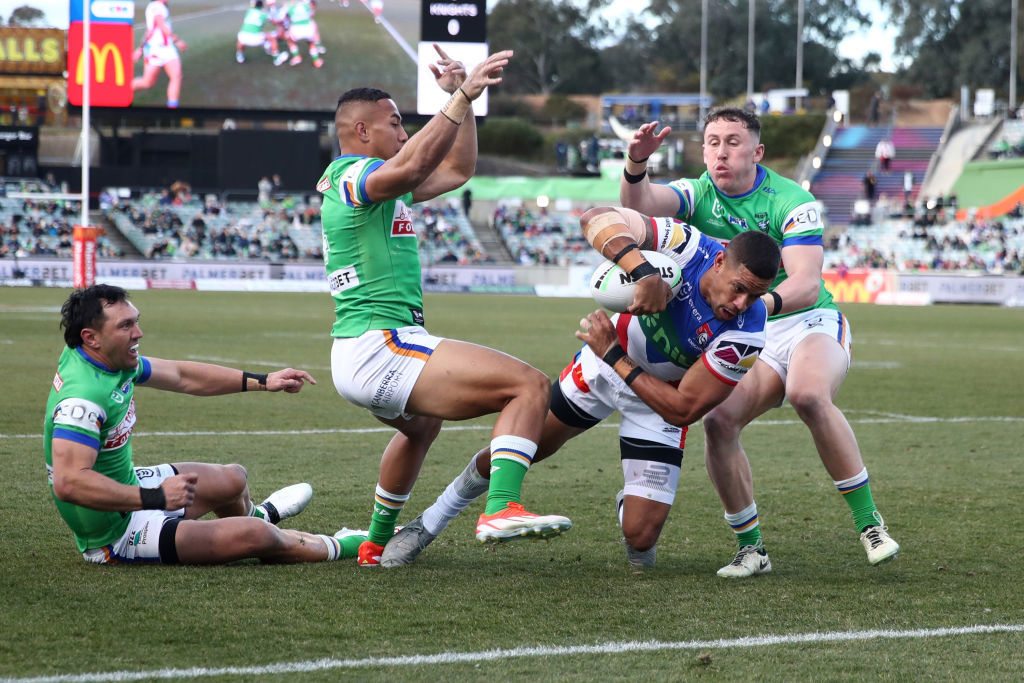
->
[724, 502, 763, 549]
[367, 485, 408, 545]
[485, 435, 537, 514]
[835, 468, 879, 532]
[334, 531, 367, 559]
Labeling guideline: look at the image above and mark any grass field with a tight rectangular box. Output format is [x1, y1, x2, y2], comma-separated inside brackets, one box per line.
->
[2, 287, 1024, 680]
[130, 1, 420, 110]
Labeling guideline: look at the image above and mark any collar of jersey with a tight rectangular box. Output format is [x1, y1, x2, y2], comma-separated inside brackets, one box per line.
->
[709, 164, 767, 200]
[75, 345, 116, 373]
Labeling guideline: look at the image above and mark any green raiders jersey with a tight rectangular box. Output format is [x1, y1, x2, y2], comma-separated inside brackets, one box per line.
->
[44, 347, 153, 552]
[317, 155, 424, 337]
[667, 165, 836, 318]
[239, 7, 268, 35]
[287, 1, 313, 26]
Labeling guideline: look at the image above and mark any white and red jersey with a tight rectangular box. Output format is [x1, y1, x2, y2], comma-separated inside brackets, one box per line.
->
[144, 1, 174, 49]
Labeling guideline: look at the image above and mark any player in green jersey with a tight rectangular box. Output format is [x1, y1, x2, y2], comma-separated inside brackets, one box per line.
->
[45, 284, 362, 565]
[620, 107, 899, 575]
[319, 46, 570, 567]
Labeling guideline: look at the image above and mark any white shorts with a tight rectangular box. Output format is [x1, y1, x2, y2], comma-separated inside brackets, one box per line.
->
[331, 327, 445, 419]
[288, 23, 317, 42]
[143, 43, 180, 68]
[759, 308, 852, 383]
[555, 346, 686, 505]
[237, 31, 266, 47]
[81, 464, 185, 565]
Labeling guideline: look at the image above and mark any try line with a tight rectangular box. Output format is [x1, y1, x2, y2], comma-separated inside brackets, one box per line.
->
[9, 623, 1024, 682]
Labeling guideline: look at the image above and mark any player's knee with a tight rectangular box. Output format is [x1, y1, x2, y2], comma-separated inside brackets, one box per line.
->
[702, 405, 740, 441]
[622, 521, 659, 552]
[224, 463, 249, 498]
[241, 520, 284, 556]
[519, 367, 551, 403]
[786, 386, 830, 420]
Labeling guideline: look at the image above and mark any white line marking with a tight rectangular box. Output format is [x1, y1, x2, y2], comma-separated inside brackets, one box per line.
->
[9, 623, 1024, 682]
[5, 414, 1022, 440]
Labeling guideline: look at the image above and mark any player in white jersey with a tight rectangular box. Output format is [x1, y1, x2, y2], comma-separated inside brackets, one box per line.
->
[132, 0, 187, 108]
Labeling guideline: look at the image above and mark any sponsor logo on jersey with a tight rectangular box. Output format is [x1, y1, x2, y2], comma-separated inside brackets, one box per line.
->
[695, 322, 712, 346]
[102, 399, 136, 451]
[53, 398, 104, 434]
[53, 371, 63, 392]
[136, 467, 155, 479]
[713, 342, 760, 370]
[391, 201, 415, 237]
[316, 176, 332, 193]
[641, 463, 671, 489]
[327, 266, 360, 295]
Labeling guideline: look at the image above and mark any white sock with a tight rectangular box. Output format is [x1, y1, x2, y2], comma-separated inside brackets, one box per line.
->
[422, 452, 489, 535]
[317, 535, 342, 561]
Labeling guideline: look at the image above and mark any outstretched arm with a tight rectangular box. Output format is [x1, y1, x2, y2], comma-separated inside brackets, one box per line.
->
[366, 46, 513, 203]
[141, 357, 316, 396]
[619, 121, 682, 216]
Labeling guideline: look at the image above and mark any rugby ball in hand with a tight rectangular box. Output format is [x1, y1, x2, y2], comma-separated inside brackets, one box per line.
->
[589, 250, 684, 313]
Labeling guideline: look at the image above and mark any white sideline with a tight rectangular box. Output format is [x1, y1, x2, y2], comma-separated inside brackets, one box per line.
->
[3, 413, 1023, 440]
[9, 623, 1024, 682]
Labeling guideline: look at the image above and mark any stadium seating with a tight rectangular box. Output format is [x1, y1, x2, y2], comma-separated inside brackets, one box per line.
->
[102, 192, 491, 265]
[812, 126, 943, 227]
[492, 203, 595, 266]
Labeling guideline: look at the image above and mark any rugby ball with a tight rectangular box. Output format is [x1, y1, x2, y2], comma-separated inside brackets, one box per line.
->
[589, 250, 684, 313]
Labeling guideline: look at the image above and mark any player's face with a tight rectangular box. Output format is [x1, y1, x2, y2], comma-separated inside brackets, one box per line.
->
[89, 300, 144, 371]
[367, 98, 408, 159]
[702, 119, 764, 195]
[703, 252, 772, 321]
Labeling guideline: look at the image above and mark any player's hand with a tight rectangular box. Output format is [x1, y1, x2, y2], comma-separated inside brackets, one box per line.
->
[575, 309, 619, 357]
[460, 49, 514, 100]
[175, 39, 188, 52]
[161, 473, 197, 510]
[429, 43, 466, 93]
[266, 368, 317, 393]
[628, 121, 671, 162]
[132, 47, 143, 63]
[627, 275, 672, 316]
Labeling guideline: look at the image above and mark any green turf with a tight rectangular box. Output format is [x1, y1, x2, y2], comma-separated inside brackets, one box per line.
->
[2, 288, 1024, 680]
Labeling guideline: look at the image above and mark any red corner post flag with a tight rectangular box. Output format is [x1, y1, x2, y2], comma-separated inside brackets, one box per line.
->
[68, 22, 133, 107]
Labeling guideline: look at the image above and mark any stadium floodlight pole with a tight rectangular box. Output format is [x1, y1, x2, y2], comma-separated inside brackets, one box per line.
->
[700, 0, 708, 126]
[1011, 0, 1019, 113]
[795, 0, 804, 111]
[747, 0, 755, 104]
[81, 0, 91, 233]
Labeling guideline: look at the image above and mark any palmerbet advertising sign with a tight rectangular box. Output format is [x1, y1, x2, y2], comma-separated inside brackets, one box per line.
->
[66, 0, 134, 107]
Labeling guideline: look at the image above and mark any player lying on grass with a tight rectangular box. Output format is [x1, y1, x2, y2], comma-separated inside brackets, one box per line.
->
[379, 207, 780, 569]
[44, 284, 361, 565]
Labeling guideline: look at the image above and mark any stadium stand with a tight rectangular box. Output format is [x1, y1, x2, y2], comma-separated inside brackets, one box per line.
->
[102, 190, 491, 265]
[811, 126, 943, 227]
[492, 202, 596, 266]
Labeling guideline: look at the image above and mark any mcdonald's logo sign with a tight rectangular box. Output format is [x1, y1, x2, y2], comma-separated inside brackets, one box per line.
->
[67, 22, 133, 107]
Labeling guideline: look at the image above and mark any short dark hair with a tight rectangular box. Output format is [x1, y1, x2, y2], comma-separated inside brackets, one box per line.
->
[723, 230, 781, 281]
[60, 284, 130, 348]
[705, 106, 761, 140]
[335, 87, 392, 114]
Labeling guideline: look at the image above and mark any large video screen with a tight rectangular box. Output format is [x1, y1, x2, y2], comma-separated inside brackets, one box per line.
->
[38, 0, 486, 115]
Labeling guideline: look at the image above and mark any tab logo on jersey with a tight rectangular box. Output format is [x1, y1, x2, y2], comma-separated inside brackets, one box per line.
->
[316, 176, 332, 193]
[102, 399, 136, 451]
[327, 266, 360, 295]
[391, 201, 415, 237]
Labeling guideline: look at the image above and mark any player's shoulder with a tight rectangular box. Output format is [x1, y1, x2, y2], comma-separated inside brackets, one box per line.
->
[760, 165, 815, 202]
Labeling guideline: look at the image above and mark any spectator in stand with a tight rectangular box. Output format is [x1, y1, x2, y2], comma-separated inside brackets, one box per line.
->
[863, 171, 876, 203]
[903, 171, 914, 203]
[875, 138, 894, 174]
[258, 176, 273, 205]
[867, 91, 881, 126]
[555, 139, 568, 171]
